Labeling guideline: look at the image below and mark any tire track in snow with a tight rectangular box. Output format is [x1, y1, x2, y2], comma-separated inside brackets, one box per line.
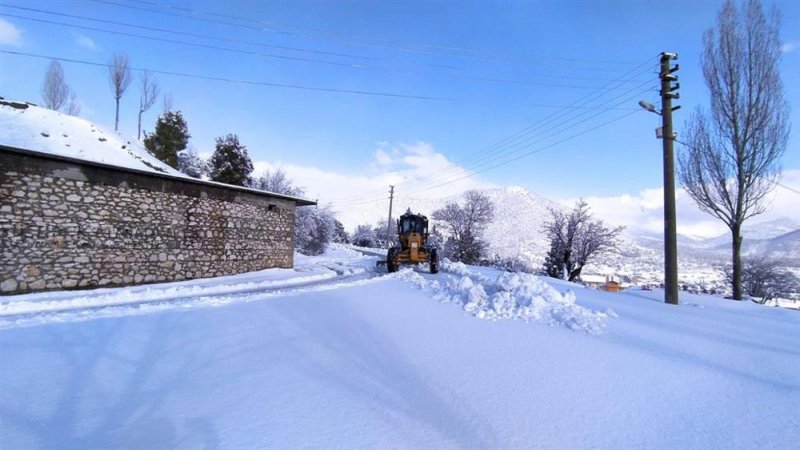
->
[0, 268, 388, 329]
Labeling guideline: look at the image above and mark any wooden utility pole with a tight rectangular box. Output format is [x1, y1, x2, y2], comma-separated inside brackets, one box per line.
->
[386, 186, 395, 249]
[660, 52, 680, 305]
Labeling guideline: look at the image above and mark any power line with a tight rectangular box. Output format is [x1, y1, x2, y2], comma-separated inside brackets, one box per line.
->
[332, 108, 643, 212]
[335, 81, 652, 207]
[0, 13, 363, 69]
[334, 57, 657, 203]
[777, 183, 800, 196]
[674, 139, 800, 198]
[0, 4, 380, 62]
[1, 11, 648, 91]
[0, 50, 450, 101]
[84, 0, 641, 70]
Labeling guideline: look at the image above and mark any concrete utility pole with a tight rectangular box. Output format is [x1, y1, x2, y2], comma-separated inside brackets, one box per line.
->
[660, 52, 680, 305]
[386, 185, 395, 249]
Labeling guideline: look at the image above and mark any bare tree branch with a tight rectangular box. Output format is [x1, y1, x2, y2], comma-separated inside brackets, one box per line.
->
[137, 71, 160, 140]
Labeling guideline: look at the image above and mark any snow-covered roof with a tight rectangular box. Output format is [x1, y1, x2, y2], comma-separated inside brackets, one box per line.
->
[0, 99, 315, 206]
[0, 99, 185, 176]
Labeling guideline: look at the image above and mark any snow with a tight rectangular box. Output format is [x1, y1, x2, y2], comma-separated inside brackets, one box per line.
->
[0, 100, 185, 176]
[1, 245, 798, 448]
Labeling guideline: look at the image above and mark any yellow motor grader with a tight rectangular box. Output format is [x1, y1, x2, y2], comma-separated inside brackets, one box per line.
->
[386, 210, 439, 274]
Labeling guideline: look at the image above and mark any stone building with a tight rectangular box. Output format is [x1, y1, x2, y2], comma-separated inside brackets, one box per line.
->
[0, 144, 315, 294]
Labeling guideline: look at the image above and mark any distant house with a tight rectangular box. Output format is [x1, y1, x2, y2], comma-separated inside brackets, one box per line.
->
[581, 274, 623, 292]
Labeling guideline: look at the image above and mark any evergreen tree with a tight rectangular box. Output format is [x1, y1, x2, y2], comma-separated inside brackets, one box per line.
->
[143, 111, 190, 169]
[209, 134, 253, 186]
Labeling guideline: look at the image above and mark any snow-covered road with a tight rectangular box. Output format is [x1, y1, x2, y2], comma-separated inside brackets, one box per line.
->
[1, 245, 798, 448]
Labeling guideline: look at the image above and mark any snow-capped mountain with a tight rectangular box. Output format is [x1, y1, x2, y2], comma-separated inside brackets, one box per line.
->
[336, 185, 799, 284]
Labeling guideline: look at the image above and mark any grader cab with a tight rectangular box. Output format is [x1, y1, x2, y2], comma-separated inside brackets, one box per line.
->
[386, 209, 439, 274]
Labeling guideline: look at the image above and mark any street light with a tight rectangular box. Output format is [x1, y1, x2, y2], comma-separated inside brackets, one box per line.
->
[638, 100, 659, 115]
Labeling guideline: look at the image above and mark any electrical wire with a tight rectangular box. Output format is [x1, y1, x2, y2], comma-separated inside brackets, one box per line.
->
[0, 4, 380, 61]
[333, 57, 657, 203]
[0, 11, 650, 91]
[84, 0, 641, 71]
[0, 49, 450, 100]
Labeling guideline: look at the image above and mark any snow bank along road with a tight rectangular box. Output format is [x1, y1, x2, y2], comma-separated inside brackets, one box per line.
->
[0, 246, 607, 333]
[0, 251, 382, 328]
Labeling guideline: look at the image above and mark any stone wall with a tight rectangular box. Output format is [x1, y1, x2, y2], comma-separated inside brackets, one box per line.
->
[0, 147, 307, 294]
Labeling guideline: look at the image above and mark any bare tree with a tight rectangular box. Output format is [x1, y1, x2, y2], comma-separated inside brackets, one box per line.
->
[542, 200, 623, 282]
[41, 60, 69, 111]
[678, 0, 790, 300]
[250, 168, 304, 196]
[66, 93, 81, 116]
[107, 52, 133, 131]
[720, 257, 800, 303]
[137, 71, 160, 140]
[432, 190, 494, 264]
[162, 94, 174, 113]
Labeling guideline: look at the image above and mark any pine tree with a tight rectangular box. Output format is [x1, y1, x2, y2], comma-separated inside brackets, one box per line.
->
[209, 134, 254, 186]
[143, 111, 190, 169]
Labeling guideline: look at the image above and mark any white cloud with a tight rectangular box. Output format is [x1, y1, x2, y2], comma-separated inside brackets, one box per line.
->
[780, 40, 799, 53]
[253, 141, 494, 226]
[568, 169, 800, 239]
[75, 34, 96, 50]
[0, 18, 22, 47]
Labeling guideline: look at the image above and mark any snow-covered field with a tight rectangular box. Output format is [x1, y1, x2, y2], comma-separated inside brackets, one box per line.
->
[1, 245, 798, 448]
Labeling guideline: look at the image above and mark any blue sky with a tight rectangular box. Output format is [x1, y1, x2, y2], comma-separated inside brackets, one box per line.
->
[1, 0, 798, 235]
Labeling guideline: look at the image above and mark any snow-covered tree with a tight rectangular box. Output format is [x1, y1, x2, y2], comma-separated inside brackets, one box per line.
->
[144, 110, 190, 169]
[250, 168, 304, 197]
[428, 224, 443, 249]
[209, 134, 253, 187]
[295, 206, 336, 256]
[41, 60, 69, 111]
[249, 168, 335, 254]
[432, 190, 494, 264]
[542, 200, 623, 282]
[332, 220, 349, 244]
[374, 218, 398, 248]
[177, 147, 207, 179]
[352, 224, 378, 248]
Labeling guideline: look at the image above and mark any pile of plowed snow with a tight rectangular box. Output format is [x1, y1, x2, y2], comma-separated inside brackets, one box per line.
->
[398, 260, 610, 333]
